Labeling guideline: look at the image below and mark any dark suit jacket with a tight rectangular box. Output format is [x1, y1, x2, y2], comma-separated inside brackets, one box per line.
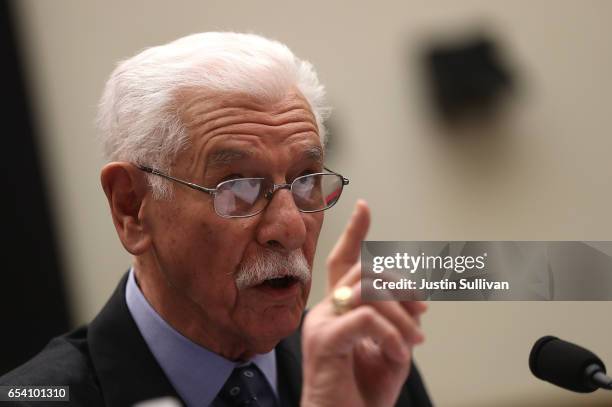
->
[0, 273, 432, 406]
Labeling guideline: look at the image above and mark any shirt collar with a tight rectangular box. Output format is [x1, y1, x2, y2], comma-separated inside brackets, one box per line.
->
[125, 267, 277, 407]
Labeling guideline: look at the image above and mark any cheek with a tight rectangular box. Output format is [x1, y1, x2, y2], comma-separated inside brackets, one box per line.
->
[148, 199, 253, 289]
[177, 220, 252, 281]
[303, 212, 324, 261]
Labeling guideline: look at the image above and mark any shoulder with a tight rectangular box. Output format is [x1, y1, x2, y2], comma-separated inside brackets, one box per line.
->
[0, 326, 104, 407]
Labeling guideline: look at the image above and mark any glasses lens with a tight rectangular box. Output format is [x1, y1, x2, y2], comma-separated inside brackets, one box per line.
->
[214, 178, 265, 217]
[292, 173, 343, 212]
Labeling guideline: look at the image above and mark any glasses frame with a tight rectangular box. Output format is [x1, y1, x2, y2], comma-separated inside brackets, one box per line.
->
[136, 164, 349, 218]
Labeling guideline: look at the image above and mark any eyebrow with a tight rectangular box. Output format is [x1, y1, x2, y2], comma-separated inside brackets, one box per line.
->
[303, 145, 324, 165]
[206, 148, 254, 169]
[206, 145, 324, 170]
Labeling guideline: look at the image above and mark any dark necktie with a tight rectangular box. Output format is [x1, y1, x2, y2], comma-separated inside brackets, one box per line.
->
[211, 363, 278, 407]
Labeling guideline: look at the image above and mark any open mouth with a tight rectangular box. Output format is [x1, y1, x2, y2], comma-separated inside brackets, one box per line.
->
[260, 276, 299, 289]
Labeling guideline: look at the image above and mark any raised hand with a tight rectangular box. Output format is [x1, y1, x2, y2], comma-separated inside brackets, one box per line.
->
[301, 200, 427, 407]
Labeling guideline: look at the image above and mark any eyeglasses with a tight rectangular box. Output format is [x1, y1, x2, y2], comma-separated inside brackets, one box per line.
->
[136, 164, 349, 218]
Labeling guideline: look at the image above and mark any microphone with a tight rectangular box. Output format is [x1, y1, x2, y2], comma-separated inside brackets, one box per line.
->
[529, 335, 612, 393]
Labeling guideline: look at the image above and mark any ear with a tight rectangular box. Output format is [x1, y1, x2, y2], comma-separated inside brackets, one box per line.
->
[100, 162, 152, 255]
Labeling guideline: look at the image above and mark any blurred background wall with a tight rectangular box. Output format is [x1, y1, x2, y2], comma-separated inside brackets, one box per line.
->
[7, 0, 612, 405]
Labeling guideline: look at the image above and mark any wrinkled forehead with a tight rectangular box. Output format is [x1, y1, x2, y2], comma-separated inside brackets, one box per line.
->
[175, 87, 318, 134]
[173, 87, 322, 167]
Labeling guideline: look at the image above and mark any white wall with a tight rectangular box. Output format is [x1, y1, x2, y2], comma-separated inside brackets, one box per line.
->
[14, 1, 612, 405]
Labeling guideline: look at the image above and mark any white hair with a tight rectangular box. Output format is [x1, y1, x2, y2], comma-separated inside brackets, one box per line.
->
[97, 32, 330, 199]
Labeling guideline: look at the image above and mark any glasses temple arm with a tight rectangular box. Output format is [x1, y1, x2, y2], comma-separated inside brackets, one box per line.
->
[323, 166, 349, 185]
[137, 165, 216, 195]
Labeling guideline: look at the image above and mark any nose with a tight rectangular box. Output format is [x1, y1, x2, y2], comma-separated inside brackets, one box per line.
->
[255, 186, 306, 252]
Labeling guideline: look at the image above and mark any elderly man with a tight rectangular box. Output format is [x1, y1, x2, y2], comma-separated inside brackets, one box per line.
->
[1, 32, 431, 406]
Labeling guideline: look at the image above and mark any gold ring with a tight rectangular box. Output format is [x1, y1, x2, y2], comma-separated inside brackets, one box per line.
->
[332, 286, 353, 315]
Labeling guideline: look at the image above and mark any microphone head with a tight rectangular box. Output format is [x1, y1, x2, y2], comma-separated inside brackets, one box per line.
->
[529, 335, 606, 393]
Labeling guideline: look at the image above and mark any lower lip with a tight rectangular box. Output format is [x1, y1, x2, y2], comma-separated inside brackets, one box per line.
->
[253, 280, 301, 300]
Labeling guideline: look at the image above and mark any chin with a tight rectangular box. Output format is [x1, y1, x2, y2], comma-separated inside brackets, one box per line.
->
[247, 303, 304, 352]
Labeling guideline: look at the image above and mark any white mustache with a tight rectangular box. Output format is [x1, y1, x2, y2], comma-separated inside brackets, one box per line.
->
[235, 249, 311, 290]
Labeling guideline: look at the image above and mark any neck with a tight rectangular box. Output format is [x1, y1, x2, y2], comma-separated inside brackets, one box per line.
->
[132, 256, 259, 361]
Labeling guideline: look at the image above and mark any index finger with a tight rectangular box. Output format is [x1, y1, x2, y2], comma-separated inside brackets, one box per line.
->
[326, 199, 370, 290]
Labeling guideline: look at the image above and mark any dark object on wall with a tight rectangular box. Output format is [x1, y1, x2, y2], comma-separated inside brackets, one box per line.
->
[1, 1, 70, 375]
[423, 34, 515, 122]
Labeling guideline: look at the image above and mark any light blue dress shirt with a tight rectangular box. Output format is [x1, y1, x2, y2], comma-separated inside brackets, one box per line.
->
[125, 268, 278, 407]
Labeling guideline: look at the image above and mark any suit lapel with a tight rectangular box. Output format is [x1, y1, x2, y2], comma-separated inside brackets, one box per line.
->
[275, 321, 303, 406]
[88, 272, 184, 406]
